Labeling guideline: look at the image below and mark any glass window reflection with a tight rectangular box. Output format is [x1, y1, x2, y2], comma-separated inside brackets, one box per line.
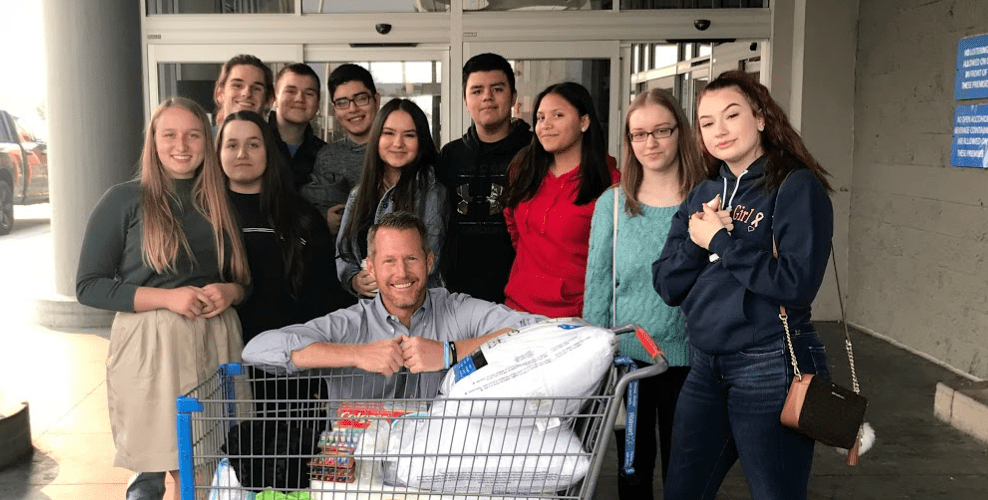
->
[318, 61, 443, 146]
[302, 0, 449, 13]
[147, 0, 293, 14]
[620, 0, 766, 9]
[628, 40, 761, 122]
[496, 58, 610, 143]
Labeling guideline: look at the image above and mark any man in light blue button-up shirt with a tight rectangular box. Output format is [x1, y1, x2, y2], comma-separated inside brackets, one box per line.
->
[243, 211, 545, 401]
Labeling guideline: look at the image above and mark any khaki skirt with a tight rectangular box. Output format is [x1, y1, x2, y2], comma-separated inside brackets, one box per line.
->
[106, 308, 243, 472]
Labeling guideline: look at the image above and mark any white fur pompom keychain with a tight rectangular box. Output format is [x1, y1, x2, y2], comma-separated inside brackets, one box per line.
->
[836, 422, 875, 456]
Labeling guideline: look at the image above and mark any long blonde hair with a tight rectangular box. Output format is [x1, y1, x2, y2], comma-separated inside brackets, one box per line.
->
[139, 97, 250, 285]
[620, 88, 705, 216]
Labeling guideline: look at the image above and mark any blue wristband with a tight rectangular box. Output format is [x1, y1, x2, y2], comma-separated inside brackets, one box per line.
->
[443, 341, 451, 369]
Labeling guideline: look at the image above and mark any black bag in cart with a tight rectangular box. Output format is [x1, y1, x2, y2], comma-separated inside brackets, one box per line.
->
[224, 420, 321, 491]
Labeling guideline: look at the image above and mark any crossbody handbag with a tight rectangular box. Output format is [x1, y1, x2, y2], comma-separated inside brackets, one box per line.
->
[773, 203, 868, 465]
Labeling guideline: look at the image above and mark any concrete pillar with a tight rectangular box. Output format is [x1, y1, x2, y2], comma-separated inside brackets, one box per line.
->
[769, 0, 857, 321]
[768, 0, 796, 116]
[797, 0, 858, 321]
[39, 0, 144, 326]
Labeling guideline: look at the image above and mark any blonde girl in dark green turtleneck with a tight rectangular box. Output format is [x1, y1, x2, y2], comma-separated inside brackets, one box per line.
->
[76, 97, 249, 500]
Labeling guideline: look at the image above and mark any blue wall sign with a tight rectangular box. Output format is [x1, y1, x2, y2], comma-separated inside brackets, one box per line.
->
[956, 34, 988, 100]
[951, 105, 988, 168]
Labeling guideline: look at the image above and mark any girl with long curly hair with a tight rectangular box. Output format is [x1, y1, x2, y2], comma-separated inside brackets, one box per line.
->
[654, 70, 834, 500]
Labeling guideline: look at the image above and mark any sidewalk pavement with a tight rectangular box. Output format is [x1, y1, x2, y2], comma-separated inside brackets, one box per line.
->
[2, 311, 987, 499]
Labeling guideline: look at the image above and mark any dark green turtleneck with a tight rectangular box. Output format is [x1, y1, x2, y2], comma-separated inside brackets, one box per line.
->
[77, 177, 228, 312]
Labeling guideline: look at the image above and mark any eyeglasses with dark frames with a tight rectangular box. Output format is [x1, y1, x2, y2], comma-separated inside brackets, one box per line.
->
[332, 92, 372, 110]
[628, 126, 677, 142]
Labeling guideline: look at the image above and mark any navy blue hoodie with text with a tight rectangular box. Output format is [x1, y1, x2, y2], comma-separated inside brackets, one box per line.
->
[652, 154, 833, 355]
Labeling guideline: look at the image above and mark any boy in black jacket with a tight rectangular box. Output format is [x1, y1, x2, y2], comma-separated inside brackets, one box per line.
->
[437, 53, 532, 303]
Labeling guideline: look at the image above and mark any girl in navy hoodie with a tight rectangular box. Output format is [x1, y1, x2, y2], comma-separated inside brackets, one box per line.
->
[653, 70, 834, 500]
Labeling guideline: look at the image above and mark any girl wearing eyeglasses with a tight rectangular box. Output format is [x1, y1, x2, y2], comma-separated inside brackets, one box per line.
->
[583, 88, 706, 500]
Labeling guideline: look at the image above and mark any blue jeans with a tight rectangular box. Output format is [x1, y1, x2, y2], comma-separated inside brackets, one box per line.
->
[663, 327, 830, 500]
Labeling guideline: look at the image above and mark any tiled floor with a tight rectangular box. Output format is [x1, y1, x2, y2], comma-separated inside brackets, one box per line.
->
[0, 320, 135, 499]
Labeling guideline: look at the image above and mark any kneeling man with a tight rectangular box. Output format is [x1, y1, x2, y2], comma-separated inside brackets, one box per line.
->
[242, 211, 545, 400]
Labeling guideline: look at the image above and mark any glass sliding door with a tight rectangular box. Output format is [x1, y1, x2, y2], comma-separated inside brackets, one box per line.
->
[146, 44, 302, 124]
[148, 44, 449, 145]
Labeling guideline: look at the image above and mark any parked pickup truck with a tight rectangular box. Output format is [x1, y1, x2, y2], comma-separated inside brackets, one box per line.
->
[0, 110, 48, 235]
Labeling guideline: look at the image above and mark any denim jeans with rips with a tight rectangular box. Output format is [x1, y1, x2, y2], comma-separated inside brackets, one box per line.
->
[663, 326, 830, 500]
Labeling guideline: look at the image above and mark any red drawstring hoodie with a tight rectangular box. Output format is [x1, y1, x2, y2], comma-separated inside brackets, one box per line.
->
[504, 157, 619, 318]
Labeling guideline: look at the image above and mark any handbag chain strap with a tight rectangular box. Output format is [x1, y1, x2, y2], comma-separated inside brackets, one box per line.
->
[781, 304, 801, 378]
[774, 237, 802, 380]
[832, 248, 861, 394]
[777, 241, 861, 393]
[772, 173, 860, 393]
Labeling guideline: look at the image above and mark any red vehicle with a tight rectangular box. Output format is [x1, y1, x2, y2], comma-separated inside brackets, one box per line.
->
[0, 110, 48, 235]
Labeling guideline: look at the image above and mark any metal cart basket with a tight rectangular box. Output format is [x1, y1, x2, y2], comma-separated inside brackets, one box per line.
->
[177, 325, 666, 500]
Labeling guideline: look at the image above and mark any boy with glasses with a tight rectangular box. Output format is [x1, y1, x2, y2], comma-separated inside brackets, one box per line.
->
[300, 64, 381, 235]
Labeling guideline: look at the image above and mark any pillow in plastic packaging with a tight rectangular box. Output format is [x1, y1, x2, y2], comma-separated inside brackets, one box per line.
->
[438, 318, 615, 428]
[383, 415, 590, 494]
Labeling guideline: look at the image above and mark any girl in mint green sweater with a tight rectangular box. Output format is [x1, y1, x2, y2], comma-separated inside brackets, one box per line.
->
[583, 88, 706, 500]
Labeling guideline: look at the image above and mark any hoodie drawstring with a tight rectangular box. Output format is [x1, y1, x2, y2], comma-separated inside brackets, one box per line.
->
[711, 169, 746, 264]
[722, 169, 746, 212]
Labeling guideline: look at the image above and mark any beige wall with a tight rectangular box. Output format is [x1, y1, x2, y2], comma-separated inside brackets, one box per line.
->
[851, 0, 988, 378]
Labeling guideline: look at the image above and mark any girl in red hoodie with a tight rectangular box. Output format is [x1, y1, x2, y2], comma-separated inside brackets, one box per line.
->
[503, 82, 619, 317]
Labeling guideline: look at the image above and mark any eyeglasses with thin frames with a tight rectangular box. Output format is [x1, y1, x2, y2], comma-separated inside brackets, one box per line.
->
[628, 126, 677, 142]
[332, 92, 372, 110]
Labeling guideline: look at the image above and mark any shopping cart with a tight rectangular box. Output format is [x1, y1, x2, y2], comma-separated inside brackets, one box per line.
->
[177, 324, 667, 500]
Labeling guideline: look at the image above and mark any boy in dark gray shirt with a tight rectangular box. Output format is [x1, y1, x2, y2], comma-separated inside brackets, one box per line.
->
[300, 64, 381, 235]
